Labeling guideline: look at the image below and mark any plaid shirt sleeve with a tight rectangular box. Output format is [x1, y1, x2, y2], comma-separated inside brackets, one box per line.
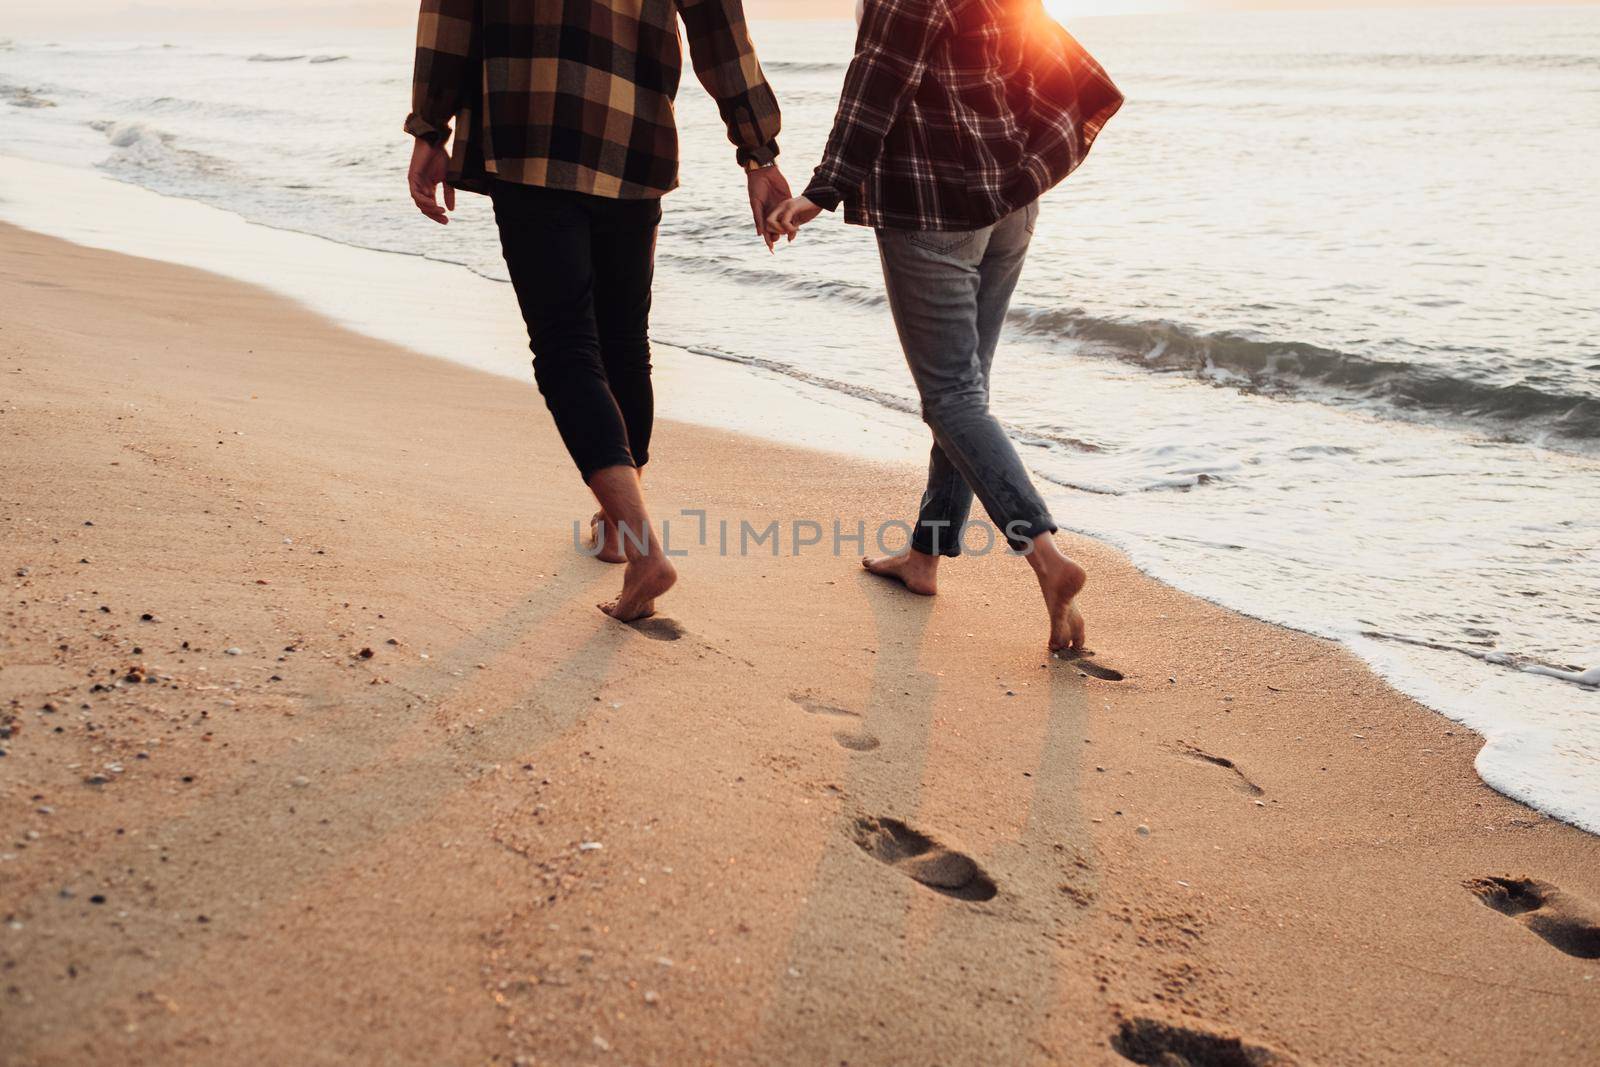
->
[676, 0, 783, 167]
[801, 0, 950, 211]
[404, 0, 479, 144]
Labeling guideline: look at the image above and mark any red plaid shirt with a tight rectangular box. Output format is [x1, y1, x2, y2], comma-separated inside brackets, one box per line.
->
[801, 0, 1122, 231]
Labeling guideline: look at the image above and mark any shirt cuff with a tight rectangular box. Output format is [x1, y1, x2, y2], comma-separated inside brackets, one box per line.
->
[737, 140, 780, 169]
[404, 113, 448, 145]
[801, 174, 842, 212]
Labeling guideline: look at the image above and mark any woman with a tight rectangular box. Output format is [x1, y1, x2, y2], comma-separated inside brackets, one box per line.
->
[767, 0, 1122, 652]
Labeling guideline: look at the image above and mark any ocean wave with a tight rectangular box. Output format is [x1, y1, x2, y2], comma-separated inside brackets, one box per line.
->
[242, 52, 346, 65]
[1362, 630, 1599, 691]
[657, 252, 887, 311]
[1290, 50, 1600, 72]
[90, 120, 233, 181]
[2, 82, 56, 109]
[763, 60, 846, 74]
[665, 341, 919, 416]
[657, 252, 1600, 445]
[1013, 308, 1600, 443]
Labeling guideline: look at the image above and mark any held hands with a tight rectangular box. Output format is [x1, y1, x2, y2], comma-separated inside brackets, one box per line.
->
[766, 196, 822, 244]
[408, 138, 454, 225]
[746, 165, 793, 251]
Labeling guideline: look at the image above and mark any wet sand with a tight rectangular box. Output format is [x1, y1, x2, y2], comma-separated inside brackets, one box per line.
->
[2, 224, 1597, 1065]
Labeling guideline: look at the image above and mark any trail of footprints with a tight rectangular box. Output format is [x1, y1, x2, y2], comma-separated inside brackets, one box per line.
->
[787, 692, 1310, 1063]
[1465, 875, 1600, 959]
[790, 695, 996, 899]
[792, 655, 1124, 905]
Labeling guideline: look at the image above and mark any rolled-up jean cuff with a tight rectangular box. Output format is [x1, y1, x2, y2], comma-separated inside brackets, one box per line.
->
[1004, 515, 1056, 552]
[580, 450, 641, 485]
[911, 526, 965, 558]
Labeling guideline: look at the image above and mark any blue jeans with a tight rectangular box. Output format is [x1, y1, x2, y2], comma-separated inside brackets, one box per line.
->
[876, 200, 1056, 556]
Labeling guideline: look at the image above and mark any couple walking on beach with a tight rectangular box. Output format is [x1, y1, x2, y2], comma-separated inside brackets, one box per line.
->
[405, 0, 1121, 652]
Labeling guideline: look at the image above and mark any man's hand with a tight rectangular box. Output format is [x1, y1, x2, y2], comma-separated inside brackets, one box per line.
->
[408, 137, 455, 225]
[746, 165, 793, 252]
[766, 196, 822, 242]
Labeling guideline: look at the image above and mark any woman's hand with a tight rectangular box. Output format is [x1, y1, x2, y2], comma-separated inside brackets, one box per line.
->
[766, 196, 822, 243]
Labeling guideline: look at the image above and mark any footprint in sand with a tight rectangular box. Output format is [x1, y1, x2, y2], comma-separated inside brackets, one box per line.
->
[1055, 648, 1125, 681]
[790, 695, 880, 752]
[627, 616, 685, 642]
[1172, 742, 1264, 797]
[853, 817, 997, 902]
[791, 694, 860, 718]
[832, 730, 880, 752]
[1465, 876, 1600, 959]
[1112, 1016, 1297, 1067]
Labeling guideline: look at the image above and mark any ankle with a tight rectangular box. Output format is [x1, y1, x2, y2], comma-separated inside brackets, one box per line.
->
[610, 520, 655, 562]
[1023, 532, 1058, 565]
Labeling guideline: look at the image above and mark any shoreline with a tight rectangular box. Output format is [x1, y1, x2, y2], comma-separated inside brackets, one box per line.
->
[3, 223, 1598, 1063]
[0, 154, 1593, 833]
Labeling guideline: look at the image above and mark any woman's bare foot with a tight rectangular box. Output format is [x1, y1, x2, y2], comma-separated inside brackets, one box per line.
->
[598, 553, 678, 623]
[1023, 535, 1088, 652]
[588, 510, 626, 564]
[862, 549, 940, 596]
[1041, 561, 1088, 652]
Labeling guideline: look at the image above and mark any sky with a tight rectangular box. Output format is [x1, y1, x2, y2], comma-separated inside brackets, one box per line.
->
[2, 0, 1593, 34]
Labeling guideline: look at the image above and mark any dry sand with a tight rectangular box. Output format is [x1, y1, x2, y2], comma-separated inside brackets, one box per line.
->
[1, 224, 1597, 1066]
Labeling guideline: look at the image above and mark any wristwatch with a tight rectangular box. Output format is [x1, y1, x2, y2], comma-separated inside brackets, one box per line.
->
[744, 158, 776, 172]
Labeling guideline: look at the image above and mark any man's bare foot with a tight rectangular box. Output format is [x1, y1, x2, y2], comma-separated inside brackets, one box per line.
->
[588, 510, 626, 564]
[1039, 556, 1089, 653]
[598, 553, 677, 623]
[862, 549, 939, 596]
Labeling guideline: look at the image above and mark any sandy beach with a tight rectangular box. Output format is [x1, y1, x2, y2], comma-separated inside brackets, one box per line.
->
[2, 222, 1597, 1065]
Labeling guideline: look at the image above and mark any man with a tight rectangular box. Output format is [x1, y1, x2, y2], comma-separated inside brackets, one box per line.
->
[767, 0, 1121, 653]
[405, 0, 792, 623]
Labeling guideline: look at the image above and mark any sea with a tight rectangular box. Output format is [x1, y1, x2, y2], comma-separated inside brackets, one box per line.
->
[1, 6, 1596, 830]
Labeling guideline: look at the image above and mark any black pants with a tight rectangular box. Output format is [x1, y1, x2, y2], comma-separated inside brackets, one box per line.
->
[490, 180, 661, 482]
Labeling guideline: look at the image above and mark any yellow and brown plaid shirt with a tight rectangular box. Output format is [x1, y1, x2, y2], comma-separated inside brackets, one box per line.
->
[405, 0, 782, 199]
